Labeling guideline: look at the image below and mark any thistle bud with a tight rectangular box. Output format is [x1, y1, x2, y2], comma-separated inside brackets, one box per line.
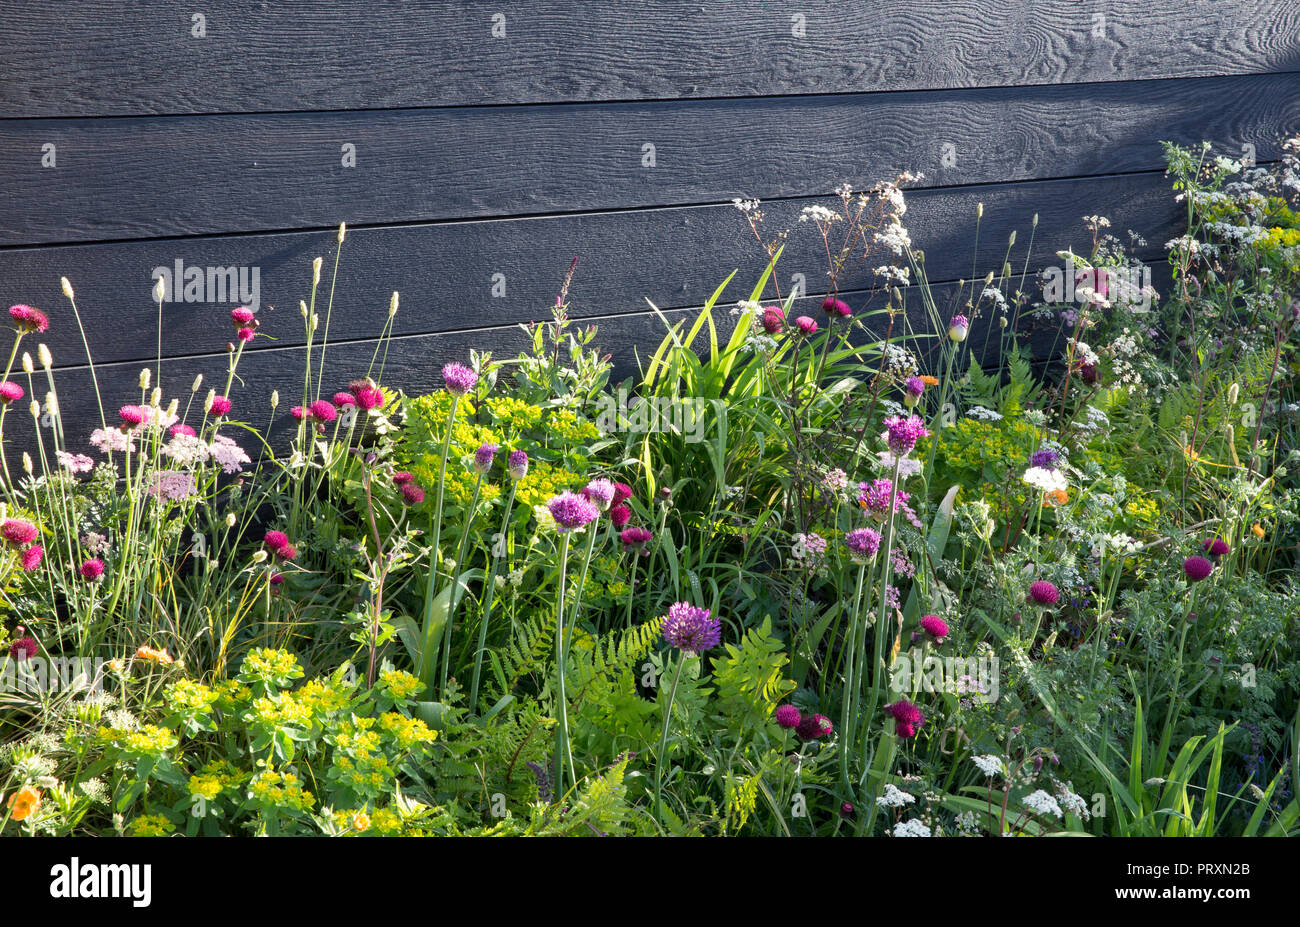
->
[226, 513, 237, 528]
[252, 549, 268, 564]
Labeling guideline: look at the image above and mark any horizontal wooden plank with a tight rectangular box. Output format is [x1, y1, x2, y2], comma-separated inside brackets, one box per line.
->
[5, 172, 1180, 370]
[3, 1, 1298, 116]
[1, 73, 1292, 244]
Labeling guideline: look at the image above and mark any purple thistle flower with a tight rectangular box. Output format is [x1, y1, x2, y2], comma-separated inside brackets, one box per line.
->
[845, 527, 882, 563]
[1183, 556, 1214, 582]
[904, 375, 925, 398]
[662, 601, 721, 654]
[1028, 580, 1060, 606]
[920, 615, 949, 642]
[441, 362, 478, 398]
[821, 296, 851, 318]
[883, 414, 931, 457]
[507, 450, 529, 480]
[546, 491, 600, 532]
[774, 704, 802, 729]
[796, 713, 834, 741]
[473, 443, 498, 475]
[794, 316, 819, 335]
[1202, 537, 1230, 558]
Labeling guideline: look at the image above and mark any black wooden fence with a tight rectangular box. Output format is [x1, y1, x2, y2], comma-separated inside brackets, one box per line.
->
[2, 2, 1298, 450]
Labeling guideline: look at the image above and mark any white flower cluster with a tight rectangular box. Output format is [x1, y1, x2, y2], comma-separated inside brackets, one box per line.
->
[799, 204, 840, 224]
[877, 783, 916, 807]
[967, 405, 1004, 422]
[892, 818, 932, 837]
[972, 754, 1005, 777]
[1021, 789, 1063, 818]
[875, 220, 912, 256]
[1023, 466, 1068, 493]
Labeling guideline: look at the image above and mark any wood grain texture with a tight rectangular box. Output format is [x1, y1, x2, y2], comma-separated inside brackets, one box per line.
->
[7, 172, 1179, 370]
[2, 73, 1293, 245]
[3, 1, 1298, 116]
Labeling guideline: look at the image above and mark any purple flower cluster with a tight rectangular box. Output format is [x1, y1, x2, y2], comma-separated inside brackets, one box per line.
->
[845, 527, 882, 563]
[473, 443, 498, 474]
[662, 601, 721, 654]
[546, 491, 600, 532]
[1030, 448, 1060, 470]
[441, 362, 479, 397]
[883, 414, 931, 457]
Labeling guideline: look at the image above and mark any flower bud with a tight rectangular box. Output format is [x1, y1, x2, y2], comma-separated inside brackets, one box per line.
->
[139, 367, 151, 390]
[153, 277, 166, 302]
[61, 277, 74, 300]
[191, 374, 203, 392]
[38, 344, 52, 369]
[270, 390, 280, 409]
[22, 353, 34, 374]
[312, 257, 322, 286]
[337, 221, 347, 243]
[390, 292, 399, 317]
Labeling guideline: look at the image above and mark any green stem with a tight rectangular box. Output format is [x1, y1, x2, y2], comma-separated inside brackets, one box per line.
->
[654, 653, 687, 827]
[469, 480, 517, 710]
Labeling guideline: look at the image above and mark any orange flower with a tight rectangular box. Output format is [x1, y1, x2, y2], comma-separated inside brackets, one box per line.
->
[1252, 523, 1266, 539]
[136, 645, 174, 665]
[1045, 488, 1069, 506]
[919, 375, 940, 387]
[7, 786, 41, 822]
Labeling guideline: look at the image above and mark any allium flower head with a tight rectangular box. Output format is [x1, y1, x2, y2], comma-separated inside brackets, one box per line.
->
[582, 478, 617, 512]
[0, 381, 23, 404]
[774, 704, 802, 729]
[80, 558, 105, 580]
[662, 601, 721, 653]
[441, 362, 478, 397]
[1028, 580, 1060, 606]
[949, 314, 969, 342]
[1183, 555, 1214, 582]
[920, 615, 949, 642]
[796, 713, 834, 741]
[473, 443, 498, 475]
[2, 519, 39, 546]
[857, 478, 916, 525]
[903, 375, 925, 406]
[546, 491, 600, 532]
[760, 305, 785, 334]
[9, 304, 49, 333]
[845, 527, 882, 563]
[794, 315, 819, 335]
[1030, 448, 1060, 470]
[620, 526, 652, 553]
[507, 450, 529, 481]
[883, 414, 930, 456]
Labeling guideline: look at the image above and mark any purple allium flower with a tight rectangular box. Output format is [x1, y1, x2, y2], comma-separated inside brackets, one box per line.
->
[547, 491, 600, 532]
[796, 713, 833, 741]
[1028, 580, 1060, 606]
[1202, 537, 1230, 558]
[774, 704, 802, 729]
[857, 478, 916, 525]
[662, 601, 721, 653]
[904, 375, 926, 400]
[760, 305, 785, 334]
[920, 615, 949, 642]
[620, 526, 652, 554]
[582, 478, 617, 512]
[1183, 555, 1214, 582]
[473, 443, 498, 475]
[845, 527, 882, 563]
[441, 362, 478, 398]
[821, 296, 851, 318]
[1030, 448, 1059, 470]
[949, 314, 969, 342]
[885, 699, 925, 738]
[794, 315, 819, 335]
[883, 414, 931, 457]
[507, 450, 529, 481]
